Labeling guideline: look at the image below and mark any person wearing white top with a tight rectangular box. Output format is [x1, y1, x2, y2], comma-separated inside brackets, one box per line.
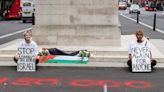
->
[127, 30, 157, 71]
[14, 31, 39, 65]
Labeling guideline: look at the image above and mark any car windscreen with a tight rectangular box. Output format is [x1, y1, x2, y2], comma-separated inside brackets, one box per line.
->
[0, 2, 1, 10]
[119, 2, 126, 5]
[23, 2, 31, 7]
[131, 5, 139, 9]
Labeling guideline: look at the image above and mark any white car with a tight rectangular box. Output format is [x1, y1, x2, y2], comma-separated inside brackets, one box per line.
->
[129, 4, 140, 14]
[118, 2, 127, 10]
[21, 0, 34, 23]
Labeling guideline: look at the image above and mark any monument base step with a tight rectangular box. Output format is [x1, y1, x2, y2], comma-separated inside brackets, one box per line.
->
[0, 54, 164, 63]
[0, 61, 164, 68]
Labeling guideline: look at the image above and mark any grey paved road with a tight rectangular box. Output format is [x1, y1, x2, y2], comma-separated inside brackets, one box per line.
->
[0, 20, 31, 36]
[119, 8, 164, 32]
[0, 67, 163, 92]
[0, 19, 31, 44]
[119, 15, 164, 39]
[130, 12, 164, 32]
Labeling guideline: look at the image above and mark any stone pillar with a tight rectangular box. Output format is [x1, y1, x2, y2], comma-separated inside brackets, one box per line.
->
[32, 0, 121, 46]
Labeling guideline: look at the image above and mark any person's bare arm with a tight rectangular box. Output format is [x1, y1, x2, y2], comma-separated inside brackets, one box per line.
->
[150, 51, 152, 60]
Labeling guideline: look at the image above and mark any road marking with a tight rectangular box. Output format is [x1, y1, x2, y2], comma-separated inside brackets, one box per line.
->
[120, 13, 164, 34]
[0, 27, 32, 39]
[104, 84, 107, 92]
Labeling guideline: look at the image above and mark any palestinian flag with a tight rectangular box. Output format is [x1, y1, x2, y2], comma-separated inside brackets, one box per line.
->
[39, 55, 88, 64]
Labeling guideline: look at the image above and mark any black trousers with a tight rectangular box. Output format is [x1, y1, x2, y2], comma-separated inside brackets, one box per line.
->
[47, 48, 79, 56]
[127, 59, 157, 69]
[13, 57, 39, 65]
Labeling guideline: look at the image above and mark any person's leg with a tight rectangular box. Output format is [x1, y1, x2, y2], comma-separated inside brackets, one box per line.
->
[48, 48, 80, 56]
[127, 60, 132, 67]
[35, 59, 39, 65]
[151, 59, 157, 67]
[48, 48, 68, 55]
[13, 57, 18, 63]
[55, 48, 77, 55]
[127, 60, 132, 71]
[34, 59, 39, 70]
[55, 48, 81, 56]
[69, 51, 80, 56]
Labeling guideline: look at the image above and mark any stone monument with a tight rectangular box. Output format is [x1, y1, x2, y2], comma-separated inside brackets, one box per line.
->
[32, 0, 121, 46]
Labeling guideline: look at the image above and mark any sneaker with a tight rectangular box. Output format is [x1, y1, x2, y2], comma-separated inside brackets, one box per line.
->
[79, 50, 90, 57]
[84, 51, 90, 57]
[79, 50, 85, 57]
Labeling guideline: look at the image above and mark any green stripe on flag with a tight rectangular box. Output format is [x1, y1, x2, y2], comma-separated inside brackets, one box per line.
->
[47, 59, 88, 64]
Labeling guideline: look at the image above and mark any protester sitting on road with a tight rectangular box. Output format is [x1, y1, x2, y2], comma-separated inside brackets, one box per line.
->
[127, 30, 157, 70]
[13, 30, 39, 65]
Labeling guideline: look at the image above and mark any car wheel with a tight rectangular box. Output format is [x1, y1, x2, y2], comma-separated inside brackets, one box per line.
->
[23, 20, 26, 23]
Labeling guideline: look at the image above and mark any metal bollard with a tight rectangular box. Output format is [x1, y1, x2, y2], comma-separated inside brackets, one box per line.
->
[32, 13, 35, 25]
[137, 12, 139, 24]
[153, 13, 156, 31]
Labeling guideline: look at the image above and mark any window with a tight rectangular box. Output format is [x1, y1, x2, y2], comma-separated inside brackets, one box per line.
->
[0, 2, 1, 10]
[23, 2, 31, 7]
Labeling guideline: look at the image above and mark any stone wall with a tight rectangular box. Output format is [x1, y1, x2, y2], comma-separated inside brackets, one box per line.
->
[32, 0, 121, 46]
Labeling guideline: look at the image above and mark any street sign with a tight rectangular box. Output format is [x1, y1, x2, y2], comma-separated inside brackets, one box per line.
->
[17, 46, 36, 72]
[132, 46, 151, 72]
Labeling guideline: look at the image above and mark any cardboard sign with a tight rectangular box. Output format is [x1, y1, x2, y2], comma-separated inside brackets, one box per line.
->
[132, 47, 151, 72]
[17, 46, 36, 72]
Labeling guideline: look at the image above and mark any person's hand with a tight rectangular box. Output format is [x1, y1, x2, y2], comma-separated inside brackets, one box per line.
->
[145, 36, 150, 40]
[15, 54, 20, 60]
[32, 56, 38, 61]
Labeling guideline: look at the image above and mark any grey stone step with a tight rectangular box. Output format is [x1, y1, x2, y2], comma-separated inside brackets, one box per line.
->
[0, 50, 16, 55]
[0, 50, 128, 56]
[0, 62, 127, 67]
[91, 55, 164, 63]
[1, 61, 164, 68]
[150, 39, 164, 55]
[1, 54, 164, 63]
